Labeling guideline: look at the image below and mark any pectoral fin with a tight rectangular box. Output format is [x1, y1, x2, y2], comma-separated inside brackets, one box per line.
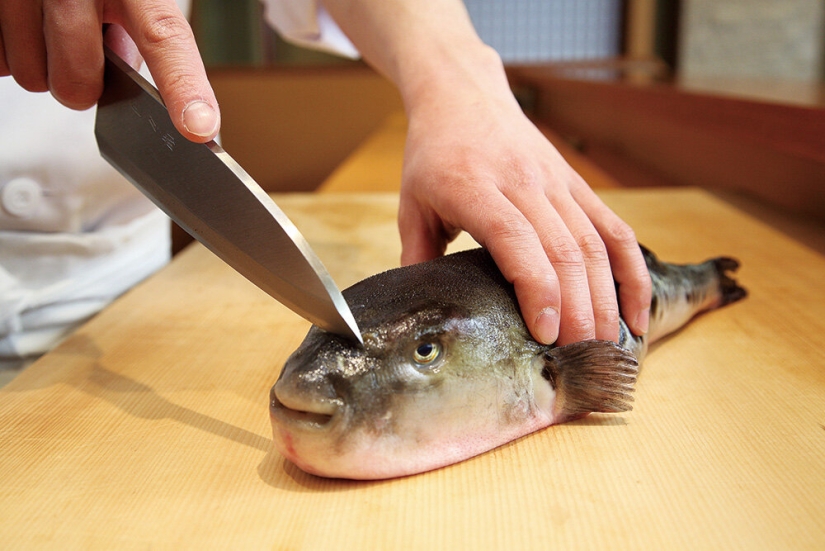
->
[542, 340, 639, 423]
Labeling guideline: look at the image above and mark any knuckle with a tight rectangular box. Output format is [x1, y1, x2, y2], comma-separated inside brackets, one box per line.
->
[633, 264, 653, 291]
[500, 161, 544, 195]
[484, 210, 532, 245]
[163, 70, 193, 94]
[625, 273, 653, 307]
[603, 218, 638, 247]
[565, 308, 596, 338]
[594, 301, 621, 327]
[14, 71, 49, 93]
[51, 79, 99, 109]
[576, 231, 608, 261]
[546, 237, 584, 268]
[141, 12, 192, 46]
[5, 54, 49, 91]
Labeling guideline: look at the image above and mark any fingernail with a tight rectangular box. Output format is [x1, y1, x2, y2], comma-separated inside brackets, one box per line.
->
[535, 307, 560, 345]
[635, 308, 650, 335]
[182, 100, 219, 138]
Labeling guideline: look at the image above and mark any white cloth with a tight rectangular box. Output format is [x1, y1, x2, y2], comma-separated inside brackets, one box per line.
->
[261, 0, 360, 58]
[0, 0, 193, 366]
[0, 81, 171, 366]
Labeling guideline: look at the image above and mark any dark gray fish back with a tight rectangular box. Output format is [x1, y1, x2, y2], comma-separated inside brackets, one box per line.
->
[343, 249, 521, 331]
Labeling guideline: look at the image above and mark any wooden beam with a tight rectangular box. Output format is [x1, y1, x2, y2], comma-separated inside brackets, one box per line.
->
[508, 66, 825, 218]
[625, 0, 658, 60]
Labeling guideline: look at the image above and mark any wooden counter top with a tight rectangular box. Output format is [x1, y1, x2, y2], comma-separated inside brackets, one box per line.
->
[1, 189, 824, 549]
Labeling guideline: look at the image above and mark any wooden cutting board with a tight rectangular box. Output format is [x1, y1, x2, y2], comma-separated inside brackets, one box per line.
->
[1, 189, 824, 549]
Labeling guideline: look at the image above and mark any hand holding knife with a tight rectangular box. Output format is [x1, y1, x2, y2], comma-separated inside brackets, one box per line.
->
[95, 48, 362, 345]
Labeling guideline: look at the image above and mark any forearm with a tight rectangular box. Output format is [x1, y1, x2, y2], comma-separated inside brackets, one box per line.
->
[320, 0, 511, 114]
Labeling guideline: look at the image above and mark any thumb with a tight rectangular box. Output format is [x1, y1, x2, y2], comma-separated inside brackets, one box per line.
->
[398, 197, 449, 266]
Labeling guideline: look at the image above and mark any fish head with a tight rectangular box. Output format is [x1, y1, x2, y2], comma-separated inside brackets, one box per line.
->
[269, 250, 550, 479]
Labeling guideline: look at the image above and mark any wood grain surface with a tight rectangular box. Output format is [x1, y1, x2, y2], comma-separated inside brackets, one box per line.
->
[1, 190, 824, 550]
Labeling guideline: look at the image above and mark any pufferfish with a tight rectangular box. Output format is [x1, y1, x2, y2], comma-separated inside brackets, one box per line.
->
[270, 246, 746, 479]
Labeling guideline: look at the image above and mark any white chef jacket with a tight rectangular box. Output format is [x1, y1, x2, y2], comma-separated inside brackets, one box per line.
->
[0, 0, 195, 368]
[0, 0, 353, 370]
[261, 0, 359, 58]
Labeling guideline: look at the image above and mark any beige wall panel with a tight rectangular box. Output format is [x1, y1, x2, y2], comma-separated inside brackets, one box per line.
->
[209, 67, 403, 192]
[680, 0, 825, 81]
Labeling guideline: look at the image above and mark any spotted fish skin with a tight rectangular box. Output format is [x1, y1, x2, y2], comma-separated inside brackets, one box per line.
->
[626, 246, 748, 361]
[270, 246, 746, 480]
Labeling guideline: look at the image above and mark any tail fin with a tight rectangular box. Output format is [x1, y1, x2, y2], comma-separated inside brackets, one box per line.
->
[638, 244, 748, 345]
[713, 257, 748, 306]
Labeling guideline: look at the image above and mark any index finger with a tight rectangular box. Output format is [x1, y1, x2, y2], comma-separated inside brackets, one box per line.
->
[116, 2, 220, 142]
[415, 181, 565, 345]
[572, 184, 652, 336]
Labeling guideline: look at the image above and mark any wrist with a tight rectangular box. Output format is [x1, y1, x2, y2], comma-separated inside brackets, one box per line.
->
[399, 42, 515, 119]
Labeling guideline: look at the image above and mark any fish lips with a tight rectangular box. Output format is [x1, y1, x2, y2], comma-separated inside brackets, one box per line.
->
[269, 329, 364, 432]
[269, 383, 341, 431]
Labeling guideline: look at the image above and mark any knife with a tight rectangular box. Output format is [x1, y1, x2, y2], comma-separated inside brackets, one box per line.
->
[95, 47, 362, 344]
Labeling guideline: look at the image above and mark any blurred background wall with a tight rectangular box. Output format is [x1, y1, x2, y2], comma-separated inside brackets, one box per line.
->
[680, 0, 825, 81]
[190, 0, 825, 194]
[464, 0, 623, 62]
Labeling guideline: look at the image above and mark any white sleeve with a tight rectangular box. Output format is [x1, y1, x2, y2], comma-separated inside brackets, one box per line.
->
[260, 0, 360, 59]
[0, 0, 189, 369]
[0, 81, 171, 366]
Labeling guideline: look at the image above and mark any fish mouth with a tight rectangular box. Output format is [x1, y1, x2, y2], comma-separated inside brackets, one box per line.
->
[269, 387, 337, 429]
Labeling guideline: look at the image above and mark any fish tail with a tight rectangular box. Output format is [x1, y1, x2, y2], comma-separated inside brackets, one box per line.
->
[712, 257, 749, 307]
[640, 245, 747, 344]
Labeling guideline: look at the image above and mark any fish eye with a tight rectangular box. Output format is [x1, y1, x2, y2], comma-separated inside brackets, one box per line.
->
[412, 341, 441, 365]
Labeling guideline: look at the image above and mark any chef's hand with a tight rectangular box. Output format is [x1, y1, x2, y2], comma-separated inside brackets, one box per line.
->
[321, 0, 652, 345]
[0, 0, 219, 142]
[397, 50, 651, 345]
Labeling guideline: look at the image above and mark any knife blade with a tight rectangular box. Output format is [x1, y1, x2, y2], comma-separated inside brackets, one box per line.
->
[95, 47, 362, 344]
